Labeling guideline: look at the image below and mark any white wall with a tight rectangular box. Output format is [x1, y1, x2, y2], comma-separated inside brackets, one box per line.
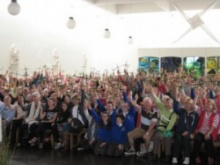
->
[138, 48, 220, 58]
[0, 0, 220, 76]
[0, 0, 138, 76]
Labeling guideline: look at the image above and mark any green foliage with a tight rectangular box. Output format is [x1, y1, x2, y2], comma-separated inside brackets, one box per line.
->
[0, 131, 10, 165]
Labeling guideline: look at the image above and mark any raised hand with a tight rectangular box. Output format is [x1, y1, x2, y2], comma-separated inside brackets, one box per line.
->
[134, 94, 139, 102]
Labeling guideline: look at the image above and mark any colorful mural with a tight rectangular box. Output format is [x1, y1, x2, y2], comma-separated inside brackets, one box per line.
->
[207, 57, 220, 74]
[183, 57, 205, 77]
[138, 57, 159, 74]
[161, 57, 182, 72]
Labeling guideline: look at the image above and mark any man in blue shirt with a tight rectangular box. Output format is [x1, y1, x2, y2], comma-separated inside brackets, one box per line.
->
[0, 95, 15, 137]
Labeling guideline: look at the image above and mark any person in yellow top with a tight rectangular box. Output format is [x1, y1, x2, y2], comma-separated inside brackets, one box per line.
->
[150, 85, 177, 163]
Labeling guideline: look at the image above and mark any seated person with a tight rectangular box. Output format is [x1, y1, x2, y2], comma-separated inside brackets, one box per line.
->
[10, 94, 26, 146]
[77, 100, 98, 151]
[150, 86, 177, 162]
[36, 97, 58, 149]
[52, 102, 71, 150]
[88, 107, 112, 156]
[107, 114, 127, 157]
[194, 99, 219, 165]
[18, 92, 43, 146]
[0, 95, 15, 138]
[125, 96, 157, 157]
[61, 89, 88, 152]
[172, 96, 199, 165]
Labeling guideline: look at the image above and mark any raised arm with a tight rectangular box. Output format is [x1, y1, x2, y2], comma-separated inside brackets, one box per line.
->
[96, 99, 107, 112]
[150, 86, 166, 113]
[88, 108, 101, 123]
[123, 91, 136, 116]
[127, 93, 141, 113]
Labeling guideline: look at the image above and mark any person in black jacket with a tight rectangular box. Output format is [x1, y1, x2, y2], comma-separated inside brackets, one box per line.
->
[61, 89, 88, 152]
[52, 102, 71, 150]
[172, 96, 199, 165]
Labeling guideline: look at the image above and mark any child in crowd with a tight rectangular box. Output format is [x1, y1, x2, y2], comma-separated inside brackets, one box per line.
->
[1, 67, 220, 165]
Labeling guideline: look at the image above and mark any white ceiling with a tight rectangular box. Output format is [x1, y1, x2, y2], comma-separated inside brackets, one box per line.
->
[85, 0, 220, 14]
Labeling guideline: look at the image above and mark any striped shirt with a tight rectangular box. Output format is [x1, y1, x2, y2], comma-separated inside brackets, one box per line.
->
[199, 112, 219, 135]
[140, 109, 158, 130]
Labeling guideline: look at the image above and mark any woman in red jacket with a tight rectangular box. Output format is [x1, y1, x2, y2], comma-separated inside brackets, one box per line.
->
[194, 99, 219, 165]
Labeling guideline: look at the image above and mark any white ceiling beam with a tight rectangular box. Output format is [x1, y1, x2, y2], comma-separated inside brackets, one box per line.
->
[116, 0, 220, 14]
[94, 0, 152, 5]
[86, 0, 220, 14]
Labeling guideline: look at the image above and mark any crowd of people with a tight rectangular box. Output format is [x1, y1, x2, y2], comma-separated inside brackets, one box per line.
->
[1, 68, 220, 165]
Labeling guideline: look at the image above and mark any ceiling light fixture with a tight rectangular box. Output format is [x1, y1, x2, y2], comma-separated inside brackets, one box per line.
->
[8, 0, 20, 16]
[128, 36, 133, 44]
[128, 0, 133, 44]
[103, 0, 111, 39]
[66, 17, 76, 29]
[104, 28, 111, 38]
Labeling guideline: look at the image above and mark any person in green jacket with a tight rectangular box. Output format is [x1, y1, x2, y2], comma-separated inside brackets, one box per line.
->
[150, 85, 177, 163]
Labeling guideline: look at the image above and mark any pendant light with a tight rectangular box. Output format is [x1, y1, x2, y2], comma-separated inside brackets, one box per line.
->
[128, 36, 133, 44]
[8, 0, 20, 16]
[104, 28, 111, 38]
[66, 17, 76, 29]
[128, 0, 134, 44]
[103, 0, 111, 39]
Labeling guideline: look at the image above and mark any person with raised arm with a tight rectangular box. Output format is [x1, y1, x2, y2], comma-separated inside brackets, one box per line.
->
[88, 103, 112, 156]
[171, 90, 199, 165]
[124, 93, 157, 157]
[150, 85, 177, 163]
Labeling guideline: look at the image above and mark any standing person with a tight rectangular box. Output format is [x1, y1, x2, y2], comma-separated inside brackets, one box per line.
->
[37, 97, 58, 149]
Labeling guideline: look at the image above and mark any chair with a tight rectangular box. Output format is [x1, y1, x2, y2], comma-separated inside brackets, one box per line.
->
[44, 129, 54, 147]
[69, 128, 87, 149]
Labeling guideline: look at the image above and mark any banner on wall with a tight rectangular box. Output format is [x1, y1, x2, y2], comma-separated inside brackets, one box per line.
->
[183, 57, 205, 77]
[138, 57, 159, 74]
[161, 57, 182, 72]
[207, 57, 220, 74]
[139, 56, 220, 77]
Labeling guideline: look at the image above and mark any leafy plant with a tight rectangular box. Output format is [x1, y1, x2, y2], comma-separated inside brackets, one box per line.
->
[0, 130, 10, 165]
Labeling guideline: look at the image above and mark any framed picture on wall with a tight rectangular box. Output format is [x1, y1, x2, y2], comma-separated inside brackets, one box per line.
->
[207, 56, 220, 74]
[139, 57, 148, 70]
[138, 57, 159, 74]
[161, 57, 182, 72]
[183, 57, 205, 77]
